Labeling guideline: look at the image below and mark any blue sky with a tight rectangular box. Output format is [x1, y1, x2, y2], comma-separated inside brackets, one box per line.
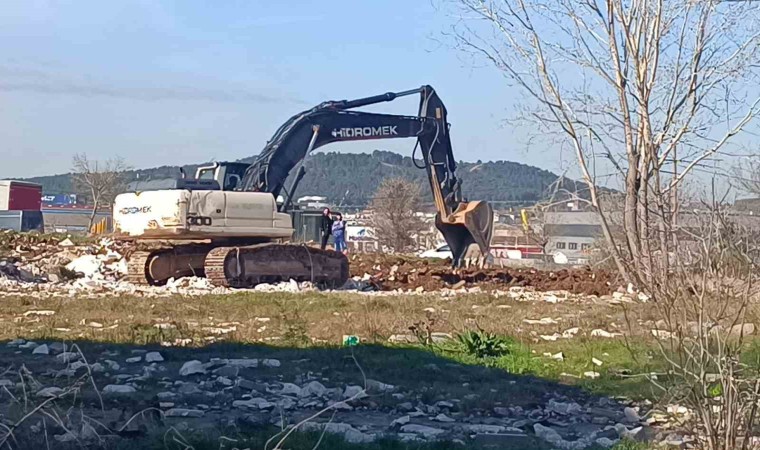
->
[0, 0, 563, 178]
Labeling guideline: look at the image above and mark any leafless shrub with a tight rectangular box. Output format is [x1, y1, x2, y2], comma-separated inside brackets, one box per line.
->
[642, 204, 760, 450]
[71, 153, 130, 231]
[369, 178, 428, 253]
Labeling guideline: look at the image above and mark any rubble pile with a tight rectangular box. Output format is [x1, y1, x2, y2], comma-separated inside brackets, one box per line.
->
[0, 231, 129, 283]
[349, 253, 619, 296]
[1, 231, 622, 297]
[0, 338, 689, 449]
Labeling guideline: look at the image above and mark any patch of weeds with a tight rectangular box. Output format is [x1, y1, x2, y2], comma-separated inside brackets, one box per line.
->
[277, 302, 310, 346]
[609, 439, 652, 450]
[409, 311, 436, 346]
[456, 330, 513, 358]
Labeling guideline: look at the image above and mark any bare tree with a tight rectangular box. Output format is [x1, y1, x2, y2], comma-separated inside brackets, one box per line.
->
[446, 1, 760, 448]
[447, 0, 760, 284]
[734, 156, 760, 196]
[369, 178, 428, 253]
[71, 153, 130, 231]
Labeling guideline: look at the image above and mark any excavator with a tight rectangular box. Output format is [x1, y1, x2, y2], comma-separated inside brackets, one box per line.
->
[113, 85, 494, 288]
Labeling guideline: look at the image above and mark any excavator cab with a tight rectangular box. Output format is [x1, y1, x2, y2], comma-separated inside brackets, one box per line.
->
[193, 162, 250, 191]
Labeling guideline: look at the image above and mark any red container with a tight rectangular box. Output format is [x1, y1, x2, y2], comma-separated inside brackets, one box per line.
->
[0, 180, 42, 211]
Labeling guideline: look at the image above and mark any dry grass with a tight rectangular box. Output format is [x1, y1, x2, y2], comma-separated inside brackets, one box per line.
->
[0, 291, 654, 348]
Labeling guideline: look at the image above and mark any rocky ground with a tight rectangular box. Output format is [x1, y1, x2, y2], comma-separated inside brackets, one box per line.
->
[0, 231, 701, 449]
[0, 337, 681, 450]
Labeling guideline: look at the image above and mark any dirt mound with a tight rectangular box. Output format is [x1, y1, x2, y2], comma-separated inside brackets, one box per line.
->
[348, 253, 618, 296]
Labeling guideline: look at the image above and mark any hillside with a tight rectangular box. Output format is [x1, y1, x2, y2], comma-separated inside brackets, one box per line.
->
[27, 150, 563, 207]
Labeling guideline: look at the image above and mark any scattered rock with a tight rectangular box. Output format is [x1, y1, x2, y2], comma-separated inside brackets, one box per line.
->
[36, 387, 64, 398]
[547, 400, 583, 416]
[400, 424, 446, 439]
[32, 344, 49, 355]
[299, 381, 328, 398]
[103, 384, 136, 395]
[279, 382, 301, 396]
[391, 415, 410, 427]
[179, 360, 206, 376]
[165, 408, 205, 418]
[465, 424, 506, 434]
[145, 352, 164, 363]
[590, 329, 622, 338]
[343, 385, 367, 399]
[366, 379, 394, 393]
[125, 356, 142, 363]
[53, 432, 78, 443]
[434, 413, 455, 423]
[623, 407, 640, 423]
[233, 397, 275, 410]
[55, 352, 79, 363]
[302, 422, 375, 444]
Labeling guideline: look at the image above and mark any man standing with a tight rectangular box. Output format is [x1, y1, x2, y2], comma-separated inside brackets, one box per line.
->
[320, 208, 333, 250]
[332, 212, 347, 254]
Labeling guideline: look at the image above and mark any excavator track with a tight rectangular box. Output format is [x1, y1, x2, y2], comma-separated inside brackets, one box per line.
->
[204, 247, 230, 288]
[124, 243, 348, 289]
[126, 251, 152, 285]
[204, 243, 348, 289]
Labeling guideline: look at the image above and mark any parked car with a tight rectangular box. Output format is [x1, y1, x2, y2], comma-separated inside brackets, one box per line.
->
[419, 244, 453, 259]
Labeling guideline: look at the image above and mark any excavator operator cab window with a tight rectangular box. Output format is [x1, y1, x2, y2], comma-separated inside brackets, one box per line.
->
[197, 168, 216, 180]
[224, 175, 240, 191]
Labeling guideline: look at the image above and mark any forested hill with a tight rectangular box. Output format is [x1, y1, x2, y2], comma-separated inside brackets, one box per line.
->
[27, 150, 564, 207]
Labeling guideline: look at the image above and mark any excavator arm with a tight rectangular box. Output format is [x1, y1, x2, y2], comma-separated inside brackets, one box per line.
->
[239, 86, 494, 266]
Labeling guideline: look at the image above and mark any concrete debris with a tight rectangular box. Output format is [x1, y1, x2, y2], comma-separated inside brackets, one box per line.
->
[254, 279, 312, 293]
[400, 424, 446, 438]
[590, 329, 623, 338]
[1, 233, 629, 298]
[523, 317, 559, 325]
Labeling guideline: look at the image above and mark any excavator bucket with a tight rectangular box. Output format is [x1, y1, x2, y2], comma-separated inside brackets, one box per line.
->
[435, 201, 495, 268]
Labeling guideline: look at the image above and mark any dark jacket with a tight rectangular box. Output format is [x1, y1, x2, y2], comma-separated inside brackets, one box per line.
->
[321, 214, 334, 235]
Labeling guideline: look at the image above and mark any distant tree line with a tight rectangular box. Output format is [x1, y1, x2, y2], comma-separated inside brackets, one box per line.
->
[26, 150, 567, 207]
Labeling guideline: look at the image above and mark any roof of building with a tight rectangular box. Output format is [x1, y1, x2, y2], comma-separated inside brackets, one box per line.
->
[545, 224, 603, 238]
